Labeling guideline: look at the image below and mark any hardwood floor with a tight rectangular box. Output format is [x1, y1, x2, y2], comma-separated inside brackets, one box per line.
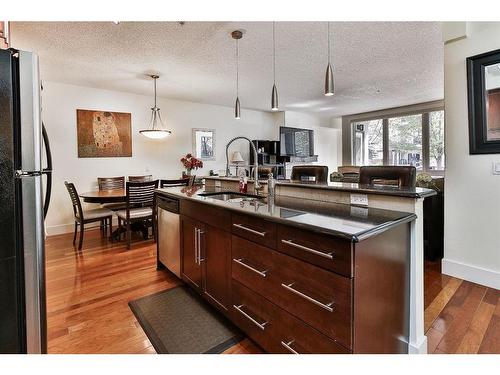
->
[45, 229, 498, 354]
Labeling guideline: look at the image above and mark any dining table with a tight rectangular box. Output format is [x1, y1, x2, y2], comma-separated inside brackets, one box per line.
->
[79, 188, 151, 241]
[80, 188, 126, 204]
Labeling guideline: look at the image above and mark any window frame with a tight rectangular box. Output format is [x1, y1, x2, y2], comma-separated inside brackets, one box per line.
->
[348, 103, 445, 176]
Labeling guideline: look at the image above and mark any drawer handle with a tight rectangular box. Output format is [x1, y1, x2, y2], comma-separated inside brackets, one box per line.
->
[281, 340, 299, 354]
[281, 283, 334, 312]
[281, 239, 334, 260]
[233, 258, 268, 277]
[233, 304, 268, 330]
[233, 223, 266, 237]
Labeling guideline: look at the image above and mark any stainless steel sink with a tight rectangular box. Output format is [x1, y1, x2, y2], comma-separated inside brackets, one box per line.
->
[199, 192, 262, 202]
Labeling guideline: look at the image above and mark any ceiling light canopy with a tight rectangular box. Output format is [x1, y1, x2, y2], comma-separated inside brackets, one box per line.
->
[139, 74, 172, 140]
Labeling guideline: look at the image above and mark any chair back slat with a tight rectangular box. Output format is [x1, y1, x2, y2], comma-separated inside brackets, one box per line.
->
[126, 180, 158, 207]
[128, 175, 153, 183]
[64, 181, 84, 219]
[98, 176, 125, 191]
[159, 178, 190, 188]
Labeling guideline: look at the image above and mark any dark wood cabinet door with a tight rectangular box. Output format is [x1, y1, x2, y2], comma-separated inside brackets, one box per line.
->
[202, 225, 231, 313]
[180, 215, 203, 292]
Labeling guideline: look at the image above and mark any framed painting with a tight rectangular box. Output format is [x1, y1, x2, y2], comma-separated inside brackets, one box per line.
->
[467, 49, 500, 154]
[76, 109, 132, 157]
[192, 128, 216, 160]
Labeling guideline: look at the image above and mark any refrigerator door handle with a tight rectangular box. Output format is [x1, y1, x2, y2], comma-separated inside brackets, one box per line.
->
[41, 124, 52, 219]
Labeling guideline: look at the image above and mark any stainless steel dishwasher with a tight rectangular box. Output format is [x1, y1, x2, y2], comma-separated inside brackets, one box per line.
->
[157, 195, 181, 278]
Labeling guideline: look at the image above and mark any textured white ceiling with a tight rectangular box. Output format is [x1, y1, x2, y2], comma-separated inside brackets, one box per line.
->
[10, 21, 444, 117]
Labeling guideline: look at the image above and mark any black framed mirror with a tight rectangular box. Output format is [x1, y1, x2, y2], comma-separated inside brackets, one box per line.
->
[467, 48, 500, 154]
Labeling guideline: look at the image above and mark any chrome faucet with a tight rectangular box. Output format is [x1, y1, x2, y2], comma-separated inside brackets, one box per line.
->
[225, 136, 263, 194]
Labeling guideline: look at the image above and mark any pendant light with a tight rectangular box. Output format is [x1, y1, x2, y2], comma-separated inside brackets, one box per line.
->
[271, 21, 279, 111]
[139, 75, 172, 139]
[324, 22, 335, 96]
[232, 30, 243, 120]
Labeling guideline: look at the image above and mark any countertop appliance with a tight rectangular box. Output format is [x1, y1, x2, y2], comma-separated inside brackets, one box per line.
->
[0, 49, 52, 353]
[157, 195, 180, 278]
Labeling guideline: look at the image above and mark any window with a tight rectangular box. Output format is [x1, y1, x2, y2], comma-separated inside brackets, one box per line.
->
[352, 119, 383, 166]
[351, 109, 445, 174]
[429, 111, 445, 171]
[389, 114, 423, 169]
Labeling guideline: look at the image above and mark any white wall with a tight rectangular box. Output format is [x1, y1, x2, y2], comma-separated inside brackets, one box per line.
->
[443, 22, 500, 289]
[43, 82, 277, 235]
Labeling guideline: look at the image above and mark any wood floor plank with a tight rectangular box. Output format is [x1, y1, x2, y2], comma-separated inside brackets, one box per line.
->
[436, 282, 487, 353]
[424, 277, 463, 332]
[456, 299, 495, 353]
[477, 301, 500, 354]
[45, 230, 499, 354]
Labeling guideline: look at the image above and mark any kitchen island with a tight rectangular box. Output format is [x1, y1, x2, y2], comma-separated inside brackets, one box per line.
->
[155, 184, 419, 353]
[205, 176, 435, 354]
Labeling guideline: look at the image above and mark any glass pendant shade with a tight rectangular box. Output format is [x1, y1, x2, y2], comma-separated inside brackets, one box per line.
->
[235, 96, 241, 119]
[271, 84, 279, 111]
[325, 62, 334, 96]
[140, 75, 171, 139]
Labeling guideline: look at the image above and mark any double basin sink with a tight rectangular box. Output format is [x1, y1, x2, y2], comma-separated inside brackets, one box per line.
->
[198, 191, 264, 203]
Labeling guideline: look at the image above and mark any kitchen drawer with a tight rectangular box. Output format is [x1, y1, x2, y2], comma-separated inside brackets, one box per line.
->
[277, 224, 353, 277]
[274, 253, 352, 349]
[272, 299, 350, 354]
[232, 280, 349, 354]
[231, 212, 276, 248]
[180, 200, 231, 231]
[231, 236, 352, 349]
[231, 280, 280, 353]
[232, 235, 274, 298]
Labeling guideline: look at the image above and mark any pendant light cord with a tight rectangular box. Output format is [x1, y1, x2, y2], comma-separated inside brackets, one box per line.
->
[236, 38, 239, 97]
[153, 76, 157, 108]
[328, 22, 331, 65]
[273, 21, 276, 85]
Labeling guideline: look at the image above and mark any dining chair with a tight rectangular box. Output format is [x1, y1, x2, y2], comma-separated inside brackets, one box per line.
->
[97, 176, 127, 211]
[128, 175, 153, 183]
[115, 180, 159, 249]
[159, 178, 190, 188]
[359, 166, 416, 188]
[64, 181, 114, 250]
[98, 176, 125, 190]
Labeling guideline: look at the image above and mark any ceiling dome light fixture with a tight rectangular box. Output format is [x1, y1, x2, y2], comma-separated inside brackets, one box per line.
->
[139, 74, 172, 140]
[232, 30, 243, 120]
[324, 22, 335, 96]
[271, 21, 279, 111]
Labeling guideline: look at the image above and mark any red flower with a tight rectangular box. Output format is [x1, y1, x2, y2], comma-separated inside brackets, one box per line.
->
[180, 153, 203, 170]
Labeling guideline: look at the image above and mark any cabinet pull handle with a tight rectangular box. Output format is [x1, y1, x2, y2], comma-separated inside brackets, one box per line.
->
[233, 223, 266, 237]
[281, 239, 334, 259]
[233, 258, 267, 277]
[281, 340, 299, 354]
[233, 304, 268, 330]
[281, 282, 334, 312]
[198, 230, 205, 263]
[194, 228, 199, 265]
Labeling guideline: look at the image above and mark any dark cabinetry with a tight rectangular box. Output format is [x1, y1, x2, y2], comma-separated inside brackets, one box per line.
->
[180, 200, 231, 313]
[176, 196, 411, 353]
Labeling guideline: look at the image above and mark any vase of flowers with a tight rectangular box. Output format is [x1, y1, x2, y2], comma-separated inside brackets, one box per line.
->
[180, 153, 203, 177]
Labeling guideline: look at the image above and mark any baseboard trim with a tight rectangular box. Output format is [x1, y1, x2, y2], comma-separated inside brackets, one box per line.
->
[409, 335, 428, 354]
[46, 219, 119, 237]
[442, 259, 500, 290]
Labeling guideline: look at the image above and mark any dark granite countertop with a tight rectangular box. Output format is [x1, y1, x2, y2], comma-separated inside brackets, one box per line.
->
[277, 181, 436, 198]
[204, 176, 436, 198]
[155, 186, 417, 242]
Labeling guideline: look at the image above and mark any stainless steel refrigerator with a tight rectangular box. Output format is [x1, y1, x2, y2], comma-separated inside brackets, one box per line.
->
[0, 48, 52, 353]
